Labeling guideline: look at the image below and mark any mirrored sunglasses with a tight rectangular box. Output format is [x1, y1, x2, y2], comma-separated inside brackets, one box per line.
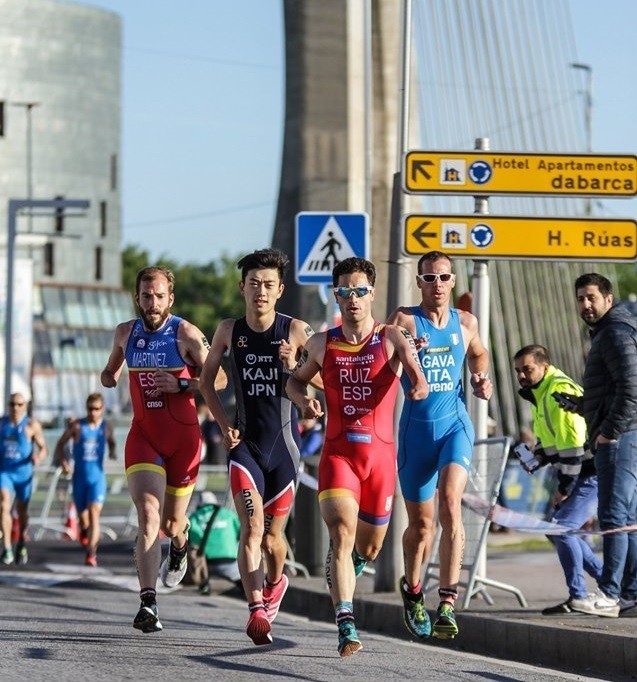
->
[417, 273, 454, 284]
[333, 286, 374, 299]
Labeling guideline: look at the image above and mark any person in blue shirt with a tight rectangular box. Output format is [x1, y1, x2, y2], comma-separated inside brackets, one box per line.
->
[387, 251, 492, 641]
[54, 393, 116, 566]
[0, 393, 48, 565]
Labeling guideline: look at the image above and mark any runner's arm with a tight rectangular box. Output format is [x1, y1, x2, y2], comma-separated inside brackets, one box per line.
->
[385, 325, 429, 401]
[286, 335, 325, 418]
[101, 321, 132, 388]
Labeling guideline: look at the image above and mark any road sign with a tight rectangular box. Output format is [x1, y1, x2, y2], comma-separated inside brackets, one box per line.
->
[403, 214, 637, 261]
[403, 151, 637, 197]
[295, 212, 369, 284]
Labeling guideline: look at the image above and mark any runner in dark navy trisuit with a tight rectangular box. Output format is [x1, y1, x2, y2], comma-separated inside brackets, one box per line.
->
[200, 248, 320, 647]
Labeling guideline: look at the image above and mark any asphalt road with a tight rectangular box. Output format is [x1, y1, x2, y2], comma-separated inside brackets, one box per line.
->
[0, 553, 608, 682]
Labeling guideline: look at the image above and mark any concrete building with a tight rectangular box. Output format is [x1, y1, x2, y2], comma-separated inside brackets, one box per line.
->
[0, 0, 131, 422]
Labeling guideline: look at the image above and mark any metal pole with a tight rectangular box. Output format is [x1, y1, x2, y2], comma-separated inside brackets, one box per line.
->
[363, 0, 373, 220]
[570, 63, 593, 215]
[10, 102, 40, 231]
[471, 137, 491, 582]
[376, 0, 413, 593]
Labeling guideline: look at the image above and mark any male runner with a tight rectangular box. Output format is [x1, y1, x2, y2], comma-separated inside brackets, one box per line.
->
[286, 257, 428, 657]
[199, 248, 318, 647]
[101, 265, 227, 633]
[387, 250, 492, 640]
[54, 392, 117, 566]
[0, 393, 47, 565]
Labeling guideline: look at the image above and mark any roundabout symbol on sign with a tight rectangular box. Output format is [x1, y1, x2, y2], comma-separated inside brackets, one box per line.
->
[470, 223, 494, 248]
[468, 160, 492, 184]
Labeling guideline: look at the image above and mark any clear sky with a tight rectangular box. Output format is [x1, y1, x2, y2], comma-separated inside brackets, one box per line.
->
[77, 0, 637, 265]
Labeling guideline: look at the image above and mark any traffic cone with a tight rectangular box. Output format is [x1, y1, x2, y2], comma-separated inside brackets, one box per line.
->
[63, 502, 79, 541]
[11, 509, 20, 543]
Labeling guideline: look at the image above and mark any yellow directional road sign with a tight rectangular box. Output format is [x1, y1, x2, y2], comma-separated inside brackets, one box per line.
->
[404, 151, 637, 196]
[403, 215, 637, 261]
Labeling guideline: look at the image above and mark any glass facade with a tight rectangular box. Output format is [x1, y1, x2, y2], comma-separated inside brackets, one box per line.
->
[32, 283, 134, 425]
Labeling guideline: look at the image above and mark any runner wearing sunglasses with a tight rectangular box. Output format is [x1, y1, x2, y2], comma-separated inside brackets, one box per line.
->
[387, 250, 492, 641]
[286, 257, 428, 657]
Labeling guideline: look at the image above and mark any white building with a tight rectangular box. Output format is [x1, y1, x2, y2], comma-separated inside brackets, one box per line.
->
[0, 0, 132, 422]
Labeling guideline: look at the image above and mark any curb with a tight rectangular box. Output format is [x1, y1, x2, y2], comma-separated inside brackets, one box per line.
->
[285, 582, 635, 680]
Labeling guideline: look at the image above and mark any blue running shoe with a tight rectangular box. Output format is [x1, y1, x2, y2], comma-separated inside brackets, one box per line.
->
[338, 621, 362, 657]
[432, 602, 458, 640]
[399, 576, 431, 638]
[352, 549, 367, 578]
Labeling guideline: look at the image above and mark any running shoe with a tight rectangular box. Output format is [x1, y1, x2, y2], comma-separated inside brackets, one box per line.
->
[263, 574, 289, 623]
[133, 601, 163, 633]
[432, 602, 459, 640]
[352, 549, 367, 578]
[79, 528, 89, 548]
[246, 608, 272, 645]
[399, 576, 431, 638]
[15, 542, 28, 566]
[1, 548, 14, 566]
[85, 552, 97, 567]
[159, 522, 190, 588]
[337, 621, 362, 657]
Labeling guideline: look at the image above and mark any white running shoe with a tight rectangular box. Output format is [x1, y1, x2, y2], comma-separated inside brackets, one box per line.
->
[570, 589, 620, 618]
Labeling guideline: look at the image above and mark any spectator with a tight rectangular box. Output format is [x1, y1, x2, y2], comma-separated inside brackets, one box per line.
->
[567, 273, 637, 618]
[513, 344, 601, 615]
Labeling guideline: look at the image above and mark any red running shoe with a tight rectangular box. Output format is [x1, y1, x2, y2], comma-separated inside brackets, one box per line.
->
[263, 574, 289, 624]
[85, 552, 97, 567]
[246, 608, 272, 645]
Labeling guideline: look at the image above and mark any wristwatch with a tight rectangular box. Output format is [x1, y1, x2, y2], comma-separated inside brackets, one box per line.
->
[178, 378, 190, 393]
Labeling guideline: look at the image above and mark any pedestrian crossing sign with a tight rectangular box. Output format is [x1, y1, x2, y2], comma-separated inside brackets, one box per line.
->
[295, 212, 369, 284]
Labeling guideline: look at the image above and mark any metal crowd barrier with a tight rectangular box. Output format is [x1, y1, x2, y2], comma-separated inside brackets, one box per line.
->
[422, 436, 528, 610]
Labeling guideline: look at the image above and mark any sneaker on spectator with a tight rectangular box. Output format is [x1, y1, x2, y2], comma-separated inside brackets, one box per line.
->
[541, 599, 573, 616]
[1, 548, 14, 565]
[133, 600, 163, 633]
[399, 576, 431, 637]
[159, 522, 190, 588]
[570, 589, 620, 618]
[263, 574, 289, 623]
[619, 596, 636, 613]
[246, 608, 272, 645]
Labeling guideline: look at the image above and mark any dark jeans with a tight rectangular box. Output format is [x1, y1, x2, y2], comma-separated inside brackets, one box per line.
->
[595, 432, 637, 599]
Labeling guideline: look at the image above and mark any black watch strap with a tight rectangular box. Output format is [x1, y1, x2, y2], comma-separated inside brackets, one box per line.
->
[178, 378, 190, 393]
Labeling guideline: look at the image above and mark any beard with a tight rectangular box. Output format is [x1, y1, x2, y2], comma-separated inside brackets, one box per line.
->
[140, 307, 170, 332]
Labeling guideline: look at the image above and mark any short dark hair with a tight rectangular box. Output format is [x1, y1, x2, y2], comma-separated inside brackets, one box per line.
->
[513, 344, 551, 365]
[574, 272, 613, 297]
[417, 250, 452, 273]
[332, 257, 376, 286]
[237, 248, 289, 282]
[86, 392, 104, 407]
[136, 266, 175, 295]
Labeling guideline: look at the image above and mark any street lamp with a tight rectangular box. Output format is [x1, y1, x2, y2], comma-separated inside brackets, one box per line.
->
[570, 63, 593, 215]
[10, 102, 40, 231]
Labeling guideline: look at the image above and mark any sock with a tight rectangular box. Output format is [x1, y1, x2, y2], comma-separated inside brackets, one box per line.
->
[140, 587, 156, 606]
[335, 600, 355, 627]
[403, 579, 422, 596]
[438, 588, 458, 606]
[265, 576, 282, 590]
[249, 601, 266, 615]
